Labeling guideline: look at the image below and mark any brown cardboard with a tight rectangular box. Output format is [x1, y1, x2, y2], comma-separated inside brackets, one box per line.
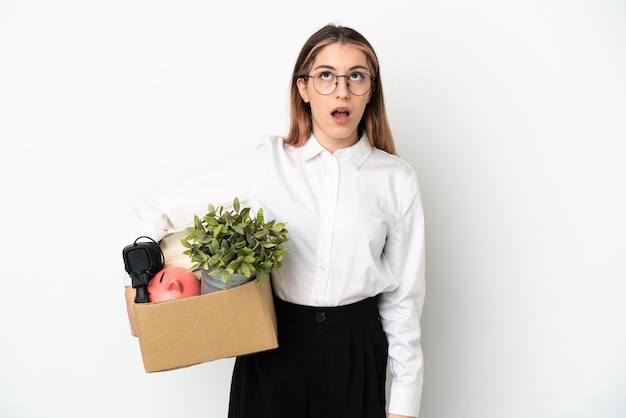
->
[133, 280, 278, 373]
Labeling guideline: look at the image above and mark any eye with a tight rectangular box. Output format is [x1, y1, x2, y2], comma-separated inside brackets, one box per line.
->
[317, 71, 334, 81]
[350, 72, 366, 81]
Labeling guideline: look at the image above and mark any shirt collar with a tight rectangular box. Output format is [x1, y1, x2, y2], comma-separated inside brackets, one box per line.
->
[301, 134, 373, 168]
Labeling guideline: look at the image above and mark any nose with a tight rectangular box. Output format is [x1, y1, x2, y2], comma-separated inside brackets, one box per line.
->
[335, 75, 350, 98]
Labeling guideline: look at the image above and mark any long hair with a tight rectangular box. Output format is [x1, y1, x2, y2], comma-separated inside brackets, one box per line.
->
[285, 24, 397, 155]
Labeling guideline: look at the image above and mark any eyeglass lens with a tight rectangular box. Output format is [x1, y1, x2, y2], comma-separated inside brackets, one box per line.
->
[311, 72, 371, 96]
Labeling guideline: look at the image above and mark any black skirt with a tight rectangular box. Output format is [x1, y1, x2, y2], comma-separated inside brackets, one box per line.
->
[228, 296, 388, 418]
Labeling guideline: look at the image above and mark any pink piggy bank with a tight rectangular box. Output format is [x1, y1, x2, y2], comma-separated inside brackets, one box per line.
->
[148, 267, 200, 302]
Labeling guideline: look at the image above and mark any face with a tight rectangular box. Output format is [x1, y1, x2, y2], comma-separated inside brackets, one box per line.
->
[297, 43, 372, 153]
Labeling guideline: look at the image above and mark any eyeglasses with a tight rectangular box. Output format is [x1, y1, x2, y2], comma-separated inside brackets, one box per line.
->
[303, 71, 374, 96]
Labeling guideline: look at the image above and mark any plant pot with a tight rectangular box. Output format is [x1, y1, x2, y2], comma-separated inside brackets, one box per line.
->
[200, 268, 256, 294]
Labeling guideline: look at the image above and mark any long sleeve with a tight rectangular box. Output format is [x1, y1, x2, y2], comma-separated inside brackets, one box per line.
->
[123, 140, 270, 286]
[379, 171, 426, 417]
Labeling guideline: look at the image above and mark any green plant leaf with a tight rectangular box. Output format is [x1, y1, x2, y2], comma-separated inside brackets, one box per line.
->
[183, 197, 289, 283]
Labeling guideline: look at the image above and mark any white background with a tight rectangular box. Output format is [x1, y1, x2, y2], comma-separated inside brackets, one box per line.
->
[1, 1, 625, 417]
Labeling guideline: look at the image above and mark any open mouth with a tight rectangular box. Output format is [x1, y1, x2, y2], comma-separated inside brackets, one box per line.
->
[331, 109, 350, 120]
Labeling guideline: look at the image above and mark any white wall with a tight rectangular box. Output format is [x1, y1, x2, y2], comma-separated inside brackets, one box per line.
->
[1, 1, 624, 417]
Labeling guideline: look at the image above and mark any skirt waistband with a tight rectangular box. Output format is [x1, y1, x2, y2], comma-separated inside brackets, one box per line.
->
[274, 296, 380, 325]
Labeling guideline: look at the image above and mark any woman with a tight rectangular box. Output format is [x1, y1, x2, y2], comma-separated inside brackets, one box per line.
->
[124, 24, 425, 418]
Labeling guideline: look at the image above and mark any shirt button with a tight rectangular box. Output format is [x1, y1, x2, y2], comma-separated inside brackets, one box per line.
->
[315, 311, 326, 322]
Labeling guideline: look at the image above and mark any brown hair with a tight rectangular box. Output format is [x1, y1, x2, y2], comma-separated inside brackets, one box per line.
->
[285, 24, 397, 155]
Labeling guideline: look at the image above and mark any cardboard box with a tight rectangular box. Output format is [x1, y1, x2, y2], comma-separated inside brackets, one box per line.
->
[133, 280, 278, 373]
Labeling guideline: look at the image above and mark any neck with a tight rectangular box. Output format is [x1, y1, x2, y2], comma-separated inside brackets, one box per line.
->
[314, 133, 359, 154]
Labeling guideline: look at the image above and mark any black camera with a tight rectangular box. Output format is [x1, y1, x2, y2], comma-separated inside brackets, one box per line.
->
[122, 236, 164, 303]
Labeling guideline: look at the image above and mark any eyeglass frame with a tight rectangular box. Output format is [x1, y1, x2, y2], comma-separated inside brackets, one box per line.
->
[300, 71, 376, 96]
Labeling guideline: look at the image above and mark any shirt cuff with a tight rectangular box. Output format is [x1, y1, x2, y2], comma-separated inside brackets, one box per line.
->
[388, 383, 422, 417]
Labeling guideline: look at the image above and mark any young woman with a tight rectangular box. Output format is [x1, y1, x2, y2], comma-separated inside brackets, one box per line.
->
[124, 24, 425, 418]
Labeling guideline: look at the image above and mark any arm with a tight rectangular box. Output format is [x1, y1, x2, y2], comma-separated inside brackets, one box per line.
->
[380, 172, 426, 417]
[125, 286, 137, 337]
[121, 139, 271, 336]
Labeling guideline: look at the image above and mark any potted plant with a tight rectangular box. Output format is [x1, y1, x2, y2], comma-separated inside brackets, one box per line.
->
[180, 197, 289, 293]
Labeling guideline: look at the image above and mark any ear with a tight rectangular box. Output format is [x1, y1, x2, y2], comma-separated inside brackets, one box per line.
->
[297, 77, 310, 103]
[167, 279, 183, 294]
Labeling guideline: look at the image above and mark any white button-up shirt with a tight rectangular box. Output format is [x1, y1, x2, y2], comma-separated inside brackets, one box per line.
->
[125, 134, 425, 416]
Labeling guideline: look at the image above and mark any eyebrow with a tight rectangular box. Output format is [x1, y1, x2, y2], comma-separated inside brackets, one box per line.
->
[312, 64, 370, 73]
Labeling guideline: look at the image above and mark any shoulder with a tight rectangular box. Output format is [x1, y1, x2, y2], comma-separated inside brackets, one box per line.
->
[368, 148, 422, 211]
[259, 134, 287, 149]
[369, 147, 418, 180]
[232, 135, 286, 164]
[257, 134, 304, 161]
